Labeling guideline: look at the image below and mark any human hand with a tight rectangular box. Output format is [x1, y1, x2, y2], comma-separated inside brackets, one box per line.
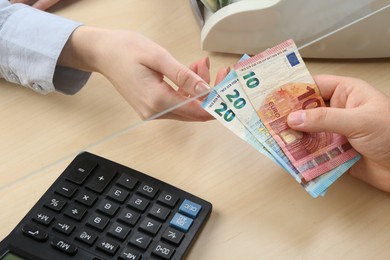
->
[10, 0, 60, 10]
[189, 57, 231, 87]
[287, 74, 390, 192]
[58, 26, 213, 121]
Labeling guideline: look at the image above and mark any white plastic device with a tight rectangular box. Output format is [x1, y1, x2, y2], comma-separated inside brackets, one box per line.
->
[190, 0, 390, 58]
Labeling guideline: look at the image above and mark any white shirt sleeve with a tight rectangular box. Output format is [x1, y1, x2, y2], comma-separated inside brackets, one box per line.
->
[0, 1, 91, 95]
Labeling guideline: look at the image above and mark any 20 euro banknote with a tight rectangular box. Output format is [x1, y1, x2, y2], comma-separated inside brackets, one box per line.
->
[212, 56, 300, 182]
[201, 56, 278, 164]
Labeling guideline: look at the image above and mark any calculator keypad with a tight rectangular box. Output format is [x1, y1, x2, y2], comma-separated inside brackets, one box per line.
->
[6, 152, 212, 259]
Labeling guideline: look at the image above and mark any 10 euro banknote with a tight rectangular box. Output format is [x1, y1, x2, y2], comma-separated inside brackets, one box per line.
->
[202, 39, 361, 197]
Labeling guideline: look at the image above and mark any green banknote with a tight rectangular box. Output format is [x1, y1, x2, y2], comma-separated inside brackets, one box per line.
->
[201, 0, 220, 12]
[219, 0, 233, 8]
[201, 0, 244, 12]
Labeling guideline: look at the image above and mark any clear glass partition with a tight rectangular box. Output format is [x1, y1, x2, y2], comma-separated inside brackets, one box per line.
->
[1, 1, 390, 258]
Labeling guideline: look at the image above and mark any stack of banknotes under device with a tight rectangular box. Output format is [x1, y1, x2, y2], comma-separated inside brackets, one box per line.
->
[201, 39, 361, 198]
[201, 0, 244, 12]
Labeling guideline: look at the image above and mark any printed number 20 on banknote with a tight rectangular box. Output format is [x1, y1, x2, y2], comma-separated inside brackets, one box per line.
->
[234, 39, 360, 181]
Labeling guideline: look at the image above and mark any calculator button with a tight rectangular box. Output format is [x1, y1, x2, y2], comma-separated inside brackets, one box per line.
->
[107, 185, 129, 203]
[53, 219, 75, 235]
[66, 159, 97, 184]
[148, 204, 170, 221]
[169, 213, 193, 233]
[22, 224, 48, 242]
[179, 199, 202, 218]
[86, 214, 110, 231]
[151, 241, 176, 259]
[64, 204, 87, 221]
[74, 229, 98, 246]
[74, 190, 97, 207]
[161, 227, 184, 245]
[116, 174, 138, 190]
[127, 194, 150, 212]
[1, 153, 212, 260]
[128, 231, 152, 250]
[107, 222, 131, 241]
[157, 191, 178, 208]
[139, 217, 162, 235]
[96, 238, 119, 255]
[97, 199, 120, 217]
[118, 247, 142, 260]
[55, 181, 77, 198]
[51, 237, 78, 256]
[44, 196, 67, 212]
[136, 182, 158, 199]
[117, 208, 140, 226]
[85, 166, 116, 193]
[32, 211, 55, 226]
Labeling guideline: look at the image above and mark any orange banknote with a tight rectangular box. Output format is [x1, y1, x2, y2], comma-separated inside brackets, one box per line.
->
[258, 82, 357, 181]
[234, 39, 359, 181]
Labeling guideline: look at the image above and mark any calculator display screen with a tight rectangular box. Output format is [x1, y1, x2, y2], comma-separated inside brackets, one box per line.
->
[1, 252, 25, 260]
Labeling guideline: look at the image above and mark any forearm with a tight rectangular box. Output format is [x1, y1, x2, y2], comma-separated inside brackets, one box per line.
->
[0, 3, 90, 94]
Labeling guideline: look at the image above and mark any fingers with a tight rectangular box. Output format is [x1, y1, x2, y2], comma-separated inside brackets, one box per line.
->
[313, 74, 374, 108]
[157, 100, 213, 121]
[10, 0, 60, 10]
[136, 80, 213, 121]
[32, 0, 60, 10]
[215, 67, 230, 85]
[153, 52, 211, 97]
[287, 107, 358, 137]
[190, 58, 230, 86]
[349, 158, 390, 193]
[193, 57, 211, 84]
[9, 0, 31, 4]
[313, 74, 347, 101]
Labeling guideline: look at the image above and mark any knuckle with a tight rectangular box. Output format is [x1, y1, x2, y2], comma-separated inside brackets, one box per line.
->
[311, 108, 328, 123]
[175, 67, 193, 90]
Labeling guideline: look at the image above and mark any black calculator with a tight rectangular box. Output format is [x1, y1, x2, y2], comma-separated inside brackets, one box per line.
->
[0, 152, 212, 260]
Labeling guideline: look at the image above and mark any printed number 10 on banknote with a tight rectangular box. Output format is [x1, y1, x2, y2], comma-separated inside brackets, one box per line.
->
[234, 39, 359, 181]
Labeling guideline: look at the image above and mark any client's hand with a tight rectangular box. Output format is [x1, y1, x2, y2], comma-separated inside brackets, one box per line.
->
[287, 75, 390, 192]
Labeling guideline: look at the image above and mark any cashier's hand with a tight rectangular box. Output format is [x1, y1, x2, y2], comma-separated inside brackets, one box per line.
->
[59, 26, 214, 121]
[10, 0, 60, 10]
[287, 74, 390, 192]
[189, 58, 231, 87]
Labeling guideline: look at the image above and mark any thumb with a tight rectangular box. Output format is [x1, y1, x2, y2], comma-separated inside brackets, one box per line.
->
[287, 107, 355, 137]
[153, 53, 211, 97]
[172, 65, 211, 97]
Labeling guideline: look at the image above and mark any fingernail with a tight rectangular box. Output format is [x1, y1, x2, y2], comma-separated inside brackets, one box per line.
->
[195, 82, 210, 95]
[287, 111, 305, 126]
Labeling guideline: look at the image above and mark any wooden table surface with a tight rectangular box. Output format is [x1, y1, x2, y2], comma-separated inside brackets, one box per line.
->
[1, 1, 390, 259]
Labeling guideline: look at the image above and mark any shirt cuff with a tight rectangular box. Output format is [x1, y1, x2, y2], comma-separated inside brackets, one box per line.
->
[0, 3, 91, 95]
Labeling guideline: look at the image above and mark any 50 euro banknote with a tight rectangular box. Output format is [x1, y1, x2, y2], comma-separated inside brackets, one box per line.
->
[233, 39, 360, 182]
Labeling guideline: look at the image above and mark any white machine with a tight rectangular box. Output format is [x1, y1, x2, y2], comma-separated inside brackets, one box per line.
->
[190, 0, 390, 58]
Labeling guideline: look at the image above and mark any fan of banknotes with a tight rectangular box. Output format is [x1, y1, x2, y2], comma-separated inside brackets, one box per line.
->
[201, 39, 361, 198]
[201, 0, 243, 12]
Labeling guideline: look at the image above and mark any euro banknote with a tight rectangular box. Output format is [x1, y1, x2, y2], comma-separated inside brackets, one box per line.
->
[200, 0, 220, 12]
[204, 59, 355, 197]
[201, 0, 243, 12]
[201, 40, 360, 197]
[213, 56, 300, 182]
[234, 39, 360, 182]
[201, 86, 279, 164]
[201, 56, 279, 165]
